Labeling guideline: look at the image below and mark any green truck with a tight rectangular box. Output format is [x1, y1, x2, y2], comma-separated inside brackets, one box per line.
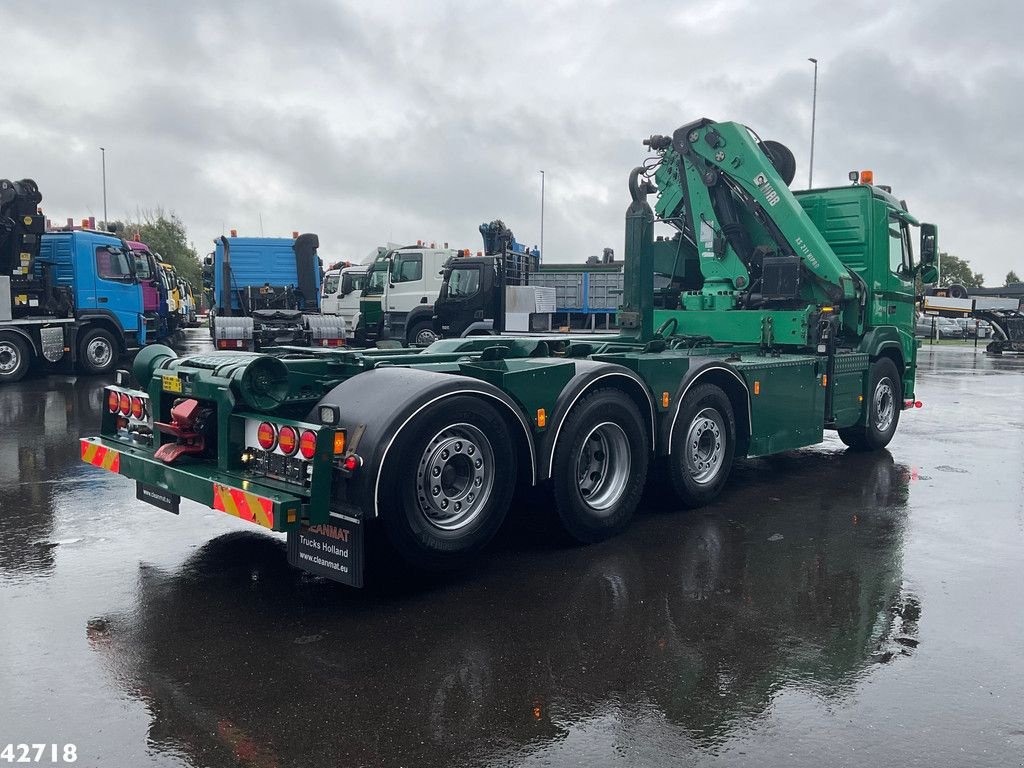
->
[81, 118, 937, 587]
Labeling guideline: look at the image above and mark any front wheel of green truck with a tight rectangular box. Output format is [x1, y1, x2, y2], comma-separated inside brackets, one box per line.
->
[838, 358, 901, 451]
[550, 388, 649, 543]
[380, 396, 517, 570]
[667, 383, 736, 508]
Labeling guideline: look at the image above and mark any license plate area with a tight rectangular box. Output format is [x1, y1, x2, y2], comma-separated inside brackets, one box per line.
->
[136, 481, 180, 514]
[287, 518, 363, 588]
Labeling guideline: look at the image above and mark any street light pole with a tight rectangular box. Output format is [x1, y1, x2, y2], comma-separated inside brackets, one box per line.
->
[539, 170, 545, 264]
[807, 58, 818, 189]
[99, 147, 108, 227]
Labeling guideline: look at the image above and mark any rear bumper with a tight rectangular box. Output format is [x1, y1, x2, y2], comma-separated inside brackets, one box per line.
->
[80, 437, 303, 533]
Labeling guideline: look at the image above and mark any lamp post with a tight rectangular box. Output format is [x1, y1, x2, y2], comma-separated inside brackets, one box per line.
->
[539, 170, 545, 264]
[99, 147, 108, 227]
[807, 58, 818, 189]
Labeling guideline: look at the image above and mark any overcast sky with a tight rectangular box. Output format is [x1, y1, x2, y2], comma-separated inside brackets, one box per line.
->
[2, 0, 1020, 283]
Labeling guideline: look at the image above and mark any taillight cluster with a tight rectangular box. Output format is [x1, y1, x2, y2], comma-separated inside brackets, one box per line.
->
[255, 422, 317, 459]
[108, 389, 147, 420]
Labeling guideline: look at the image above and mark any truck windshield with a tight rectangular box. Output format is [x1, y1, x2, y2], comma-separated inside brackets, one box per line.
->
[364, 264, 387, 296]
[342, 272, 365, 295]
[447, 266, 480, 298]
[131, 251, 153, 280]
[323, 273, 340, 295]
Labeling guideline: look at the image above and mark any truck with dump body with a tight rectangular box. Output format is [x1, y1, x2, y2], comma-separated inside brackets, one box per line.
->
[81, 118, 937, 587]
[1, 181, 149, 382]
[204, 232, 345, 351]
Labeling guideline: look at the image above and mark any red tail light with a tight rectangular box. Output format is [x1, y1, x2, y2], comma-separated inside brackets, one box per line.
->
[130, 397, 145, 419]
[119, 393, 131, 415]
[277, 426, 298, 456]
[107, 390, 120, 413]
[299, 430, 317, 459]
[257, 422, 277, 450]
[343, 454, 361, 472]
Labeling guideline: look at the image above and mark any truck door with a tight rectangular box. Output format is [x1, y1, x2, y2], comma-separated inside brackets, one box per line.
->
[880, 217, 916, 332]
[87, 240, 142, 337]
[387, 251, 426, 313]
[321, 271, 340, 314]
[435, 263, 486, 337]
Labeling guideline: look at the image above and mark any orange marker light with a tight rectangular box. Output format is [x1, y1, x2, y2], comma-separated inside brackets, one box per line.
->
[537, 408, 547, 428]
[753, 381, 760, 396]
[333, 430, 347, 455]
[822, 374, 828, 387]
[662, 391, 670, 408]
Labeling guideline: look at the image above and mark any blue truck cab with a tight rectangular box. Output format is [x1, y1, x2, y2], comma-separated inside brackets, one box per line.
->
[206, 232, 344, 350]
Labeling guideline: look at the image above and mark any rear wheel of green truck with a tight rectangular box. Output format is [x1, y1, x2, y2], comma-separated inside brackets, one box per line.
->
[838, 358, 901, 451]
[380, 396, 516, 569]
[550, 388, 649, 543]
[77, 328, 118, 375]
[0, 334, 31, 383]
[667, 383, 736, 508]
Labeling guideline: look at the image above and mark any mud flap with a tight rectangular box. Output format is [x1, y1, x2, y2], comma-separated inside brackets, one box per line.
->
[287, 516, 363, 588]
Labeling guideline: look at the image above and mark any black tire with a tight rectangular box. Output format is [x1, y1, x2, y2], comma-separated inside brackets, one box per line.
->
[550, 388, 649, 543]
[379, 396, 516, 569]
[77, 327, 118, 375]
[666, 383, 736, 508]
[0, 334, 31, 383]
[408, 321, 439, 347]
[838, 357, 901, 451]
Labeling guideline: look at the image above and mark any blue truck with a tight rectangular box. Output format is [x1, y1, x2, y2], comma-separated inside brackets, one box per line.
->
[0, 179, 150, 383]
[204, 232, 345, 350]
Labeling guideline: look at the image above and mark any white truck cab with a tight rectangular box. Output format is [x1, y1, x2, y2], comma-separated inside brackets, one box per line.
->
[321, 265, 368, 340]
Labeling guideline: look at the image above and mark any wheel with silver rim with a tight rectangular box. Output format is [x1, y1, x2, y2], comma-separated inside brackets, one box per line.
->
[77, 327, 118, 375]
[550, 387, 649, 543]
[409, 321, 439, 347]
[667, 383, 736, 508]
[415, 423, 495, 531]
[575, 422, 631, 513]
[838, 357, 901, 451]
[0, 335, 30, 383]
[381, 396, 516, 569]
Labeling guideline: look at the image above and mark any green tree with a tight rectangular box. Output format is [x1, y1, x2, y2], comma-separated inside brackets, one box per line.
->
[1006, 270, 1021, 286]
[938, 252, 984, 288]
[115, 209, 201, 289]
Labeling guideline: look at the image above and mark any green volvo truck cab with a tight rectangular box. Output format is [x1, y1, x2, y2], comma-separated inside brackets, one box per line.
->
[82, 118, 935, 587]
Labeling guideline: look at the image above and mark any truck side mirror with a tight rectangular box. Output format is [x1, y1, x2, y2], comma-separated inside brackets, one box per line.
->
[918, 222, 938, 284]
[920, 223, 937, 266]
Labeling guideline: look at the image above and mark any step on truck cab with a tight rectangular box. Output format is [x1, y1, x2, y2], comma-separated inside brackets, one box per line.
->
[357, 244, 453, 347]
[205, 232, 345, 351]
[83, 118, 936, 587]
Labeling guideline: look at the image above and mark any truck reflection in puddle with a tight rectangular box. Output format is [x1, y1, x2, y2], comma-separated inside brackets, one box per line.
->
[87, 448, 918, 767]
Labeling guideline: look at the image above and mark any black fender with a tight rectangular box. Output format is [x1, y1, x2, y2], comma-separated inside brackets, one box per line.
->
[404, 305, 435, 338]
[537, 361, 656, 482]
[0, 326, 40, 356]
[662, 360, 752, 457]
[309, 367, 536, 518]
[76, 310, 128, 350]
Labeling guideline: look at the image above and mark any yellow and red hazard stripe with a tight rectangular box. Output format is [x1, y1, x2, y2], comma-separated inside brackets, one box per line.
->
[212, 483, 275, 529]
[80, 439, 120, 473]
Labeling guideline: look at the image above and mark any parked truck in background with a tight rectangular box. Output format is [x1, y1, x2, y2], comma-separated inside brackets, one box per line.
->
[358, 243, 454, 347]
[204, 232, 345, 351]
[1, 179, 152, 383]
[321, 262, 368, 341]
[82, 117, 937, 587]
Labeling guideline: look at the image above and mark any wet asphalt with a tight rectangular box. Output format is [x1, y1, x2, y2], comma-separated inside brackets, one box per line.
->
[1, 331, 1023, 768]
